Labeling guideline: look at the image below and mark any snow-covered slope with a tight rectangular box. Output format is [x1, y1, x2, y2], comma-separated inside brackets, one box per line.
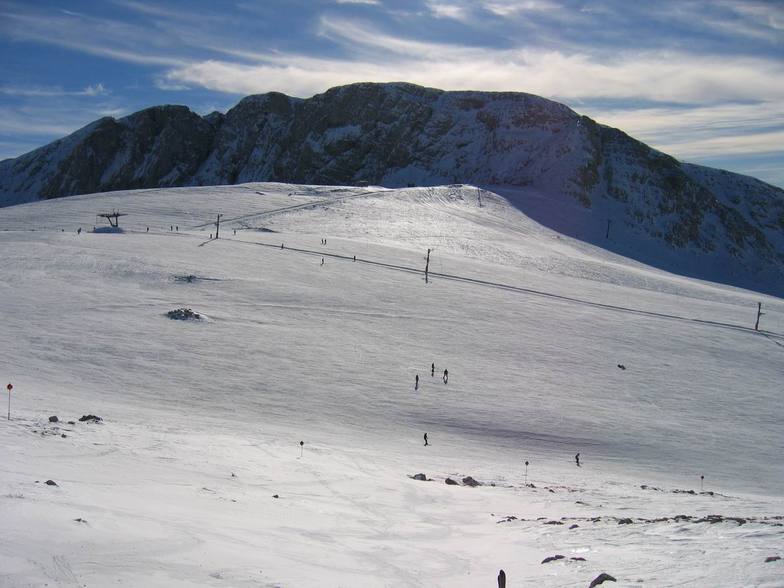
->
[1, 83, 782, 296]
[1, 183, 782, 587]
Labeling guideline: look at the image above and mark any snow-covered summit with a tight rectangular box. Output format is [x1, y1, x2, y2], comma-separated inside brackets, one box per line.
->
[0, 82, 782, 293]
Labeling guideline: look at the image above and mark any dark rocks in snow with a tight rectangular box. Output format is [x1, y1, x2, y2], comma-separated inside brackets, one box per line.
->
[569, 524, 580, 529]
[765, 556, 781, 563]
[641, 484, 726, 498]
[175, 274, 198, 283]
[79, 414, 102, 423]
[61, 434, 67, 438]
[571, 557, 586, 561]
[544, 520, 564, 525]
[67, 420, 75, 425]
[444, 478, 458, 485]
[462, 476, 481, 487]
[589, 573, 617, 587]
[272, 494, 279, 499]
[617, 364, 626, 370]
[167, 308, 202, 320]
[618, 518, 634, 525]
[48, 416, 59, 423]
[541, 555, 565, 564]
[412, 473, 428, 481]
[74, 518, 87, 523]
[45, 480, 58, 486]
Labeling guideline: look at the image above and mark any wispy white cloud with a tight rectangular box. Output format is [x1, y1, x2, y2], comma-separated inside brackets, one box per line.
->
[425, 1, 472, 22]
[0, 83, 109, 97]
[481, 0, 562, 17]
[165, 17, 784, 105]
[0, 7, 186, 66]
[335, 0, 381, 4]
[588, 101, 784, 160]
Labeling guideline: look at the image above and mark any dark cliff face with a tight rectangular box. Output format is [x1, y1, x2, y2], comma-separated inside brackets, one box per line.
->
[0, 81, 782, 285]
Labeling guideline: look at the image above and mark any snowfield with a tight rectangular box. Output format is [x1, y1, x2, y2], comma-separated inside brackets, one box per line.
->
[0, 183, 782, 587]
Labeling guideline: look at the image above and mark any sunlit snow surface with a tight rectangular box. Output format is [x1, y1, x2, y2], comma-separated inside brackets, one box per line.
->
[0, 183, 782, 587]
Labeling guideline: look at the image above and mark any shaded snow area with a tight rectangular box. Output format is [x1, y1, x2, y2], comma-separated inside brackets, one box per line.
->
[0, 183, 782, 587]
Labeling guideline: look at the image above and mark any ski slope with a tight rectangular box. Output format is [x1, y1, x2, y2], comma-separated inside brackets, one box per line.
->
[0, 183, 782, 587]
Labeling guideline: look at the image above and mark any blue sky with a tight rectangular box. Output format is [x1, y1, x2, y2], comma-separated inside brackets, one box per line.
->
[1, 0, 782, 187]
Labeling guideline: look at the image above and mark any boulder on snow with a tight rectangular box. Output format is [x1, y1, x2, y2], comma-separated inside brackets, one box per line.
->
[569, 524, 580, 529]
[765, 556, 781, 563]
[618, 518, 634, 525]
[79, 414, 102, 423]
[166, 307, 202, 320]
[45, 479, 58, 486]
[412, 473, 428, 481]
[589, 573, 617, 587]
[462, 476, 481, 487]
[48, 415, 59, 423]
[444, 478, 458, 485]
[541, 555, 565, 564]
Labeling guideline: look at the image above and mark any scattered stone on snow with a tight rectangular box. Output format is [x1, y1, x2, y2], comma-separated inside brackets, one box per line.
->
[61, 434, 67, 438]
[167, 307, 202, 320]
[67, 421, 75, 425]
[412, 473, 428, 481]
[272, 494, 279, 499]
[618, 518, 634, 525]
[444, 478, 458, 485]
[48, 416, 58, 422]
[45, 480, 58, 486]
[462, 476, 481, 487]
[74, 518, 87, 523]
[589, 573, 617, 587]
[544, 520, 564, 525]
[542, 555, 565, 564]
[569, 524, 580, 529]
[571, 557, 586, 561]
[79, 414, 102, 422]
[765, 556, 781, 563]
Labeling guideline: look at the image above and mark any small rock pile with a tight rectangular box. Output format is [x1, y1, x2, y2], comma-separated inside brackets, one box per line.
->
[166, 308, 202, 320]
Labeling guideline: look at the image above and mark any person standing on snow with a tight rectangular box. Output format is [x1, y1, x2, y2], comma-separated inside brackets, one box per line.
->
[431, 362, 435, 377]
[424, 433, 429, 446]
[415, 374, 419, 390]
[443, 369, 448, 384]
[575, 453, 581, 467]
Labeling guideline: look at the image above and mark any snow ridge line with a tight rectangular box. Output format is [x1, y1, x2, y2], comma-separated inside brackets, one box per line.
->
[187, 189, 388, 229]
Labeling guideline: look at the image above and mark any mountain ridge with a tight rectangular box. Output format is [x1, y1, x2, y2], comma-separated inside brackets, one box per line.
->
[1, 82, 782, 294]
